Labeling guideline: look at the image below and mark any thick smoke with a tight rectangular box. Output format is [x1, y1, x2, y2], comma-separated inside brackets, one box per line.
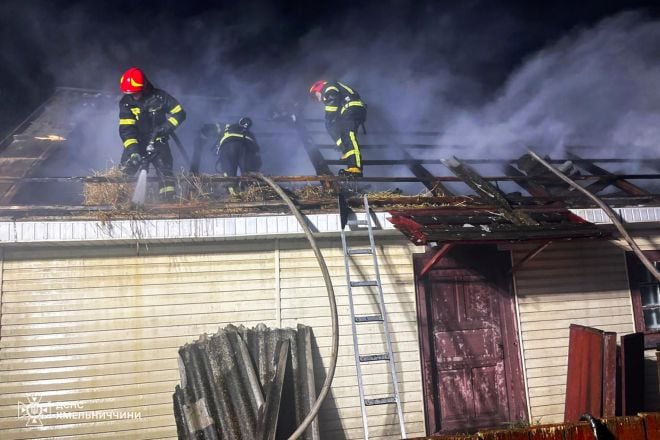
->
[1, 1, 659, 182]
[439, 11, 660, 162]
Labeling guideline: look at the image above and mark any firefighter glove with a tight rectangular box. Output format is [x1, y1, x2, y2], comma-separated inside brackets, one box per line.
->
[128, 152, 141, 168]
[154, 123, 173, 138]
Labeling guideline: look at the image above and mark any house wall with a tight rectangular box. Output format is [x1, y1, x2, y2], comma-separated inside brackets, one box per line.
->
[0, 235, 424, 439]
[279, 237, 425, 439]
[512, 240, 641, 424]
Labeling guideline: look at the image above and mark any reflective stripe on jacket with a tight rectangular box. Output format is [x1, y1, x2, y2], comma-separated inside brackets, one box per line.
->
[321, 81, 365, 124]
[118, 88, 186, 148]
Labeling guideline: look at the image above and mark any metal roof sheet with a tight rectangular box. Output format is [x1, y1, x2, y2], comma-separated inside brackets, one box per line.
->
[174, 323, 320, 440]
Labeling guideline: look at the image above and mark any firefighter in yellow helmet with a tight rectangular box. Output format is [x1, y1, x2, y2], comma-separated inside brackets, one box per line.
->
[310, 80, 366, 177]
[118, 67, 186, 201]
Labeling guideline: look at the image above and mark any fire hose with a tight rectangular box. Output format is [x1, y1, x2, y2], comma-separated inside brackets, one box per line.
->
[254, 173, 339, 440]
[528, 149, 660, 283]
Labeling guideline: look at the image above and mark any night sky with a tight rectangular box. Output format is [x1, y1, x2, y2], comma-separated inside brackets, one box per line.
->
[1, 0, 660, 158]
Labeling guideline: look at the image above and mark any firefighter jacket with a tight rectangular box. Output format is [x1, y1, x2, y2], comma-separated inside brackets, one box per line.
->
[218, 124, 259, 152]
[321, 81, 365, 125]
[118, 88, 186, 151]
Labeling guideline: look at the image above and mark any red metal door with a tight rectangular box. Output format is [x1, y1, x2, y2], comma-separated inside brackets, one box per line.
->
[415, 245, 527, 434]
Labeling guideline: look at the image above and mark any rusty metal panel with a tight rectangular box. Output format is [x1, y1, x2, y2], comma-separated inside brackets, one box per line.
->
[641, 412, 660, 440]
[564, 421, 596, 440]
[527, 423, 567, 440]
[407, 414, 660, 440]
[602, 415, 646, 440]
[564, 324, 604, 422]
[602, 332, 617, 417]
[479, 428, 530, 440]
[173, 323, 319, 440]
[407, 435, 477, 440]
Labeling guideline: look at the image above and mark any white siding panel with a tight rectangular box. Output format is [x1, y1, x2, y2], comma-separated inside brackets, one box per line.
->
[610, 230, 660, 251]
[513, 240, 635, 425]
[280, 237, 424, 439]
[0, 236, 423, 439]
[0, 242, 276, 438]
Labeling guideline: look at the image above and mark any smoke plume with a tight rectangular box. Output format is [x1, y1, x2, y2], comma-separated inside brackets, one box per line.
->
[0, 1, 659, 183]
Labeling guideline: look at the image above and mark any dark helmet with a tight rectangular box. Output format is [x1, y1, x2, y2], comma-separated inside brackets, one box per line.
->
[238, 117, 252, 129]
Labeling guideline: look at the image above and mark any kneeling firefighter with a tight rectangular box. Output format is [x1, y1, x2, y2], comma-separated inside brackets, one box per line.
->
[118, 67, 186, 201]
[207, 117, 261, 195]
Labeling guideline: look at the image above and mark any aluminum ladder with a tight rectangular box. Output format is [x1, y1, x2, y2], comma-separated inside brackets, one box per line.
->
[339, 194, 406, 439]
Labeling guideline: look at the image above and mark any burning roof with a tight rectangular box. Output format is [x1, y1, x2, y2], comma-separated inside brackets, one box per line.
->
[0, 88, 658, 245]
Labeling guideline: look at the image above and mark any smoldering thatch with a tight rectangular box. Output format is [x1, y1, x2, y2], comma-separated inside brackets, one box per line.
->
[83, 167, 133, 207]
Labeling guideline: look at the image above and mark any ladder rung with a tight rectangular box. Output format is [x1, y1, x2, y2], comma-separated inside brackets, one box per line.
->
[359, 353, 390, 362]
[364, 396, 397, 406]
[350, 280, 378, 287]
[354, 315, 383, 323]
[347, 248, 373, 255]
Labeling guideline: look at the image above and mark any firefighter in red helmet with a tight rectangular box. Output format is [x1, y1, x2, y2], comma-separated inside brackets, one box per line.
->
[118, 67, 186, 201]
[310, 80, 366, 177]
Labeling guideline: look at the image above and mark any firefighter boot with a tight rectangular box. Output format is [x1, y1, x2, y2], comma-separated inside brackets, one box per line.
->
[338, 167, 363, 178]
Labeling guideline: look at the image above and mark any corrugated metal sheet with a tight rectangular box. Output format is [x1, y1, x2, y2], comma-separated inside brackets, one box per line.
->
[0, 211, 396, 245]
[173, 323, 319, 439]
[511, 240, 636, 424]
[570, 207, 660, 225]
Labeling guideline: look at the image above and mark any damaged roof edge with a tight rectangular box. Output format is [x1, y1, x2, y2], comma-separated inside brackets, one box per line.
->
[0, 211, 398, 245]
[0, 207, 657, 245]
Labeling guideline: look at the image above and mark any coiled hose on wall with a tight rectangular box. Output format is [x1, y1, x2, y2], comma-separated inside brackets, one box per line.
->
[254, 173, 339, 440]
[528, 150, 660, 283]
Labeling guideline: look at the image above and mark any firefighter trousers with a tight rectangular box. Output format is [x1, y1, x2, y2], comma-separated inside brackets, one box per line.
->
[216, 140, 261, 192]
[120, 140, 176, 199]
[326, 106, 366, 170]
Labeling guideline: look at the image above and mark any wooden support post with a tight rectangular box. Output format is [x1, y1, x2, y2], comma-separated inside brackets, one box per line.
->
[419, 243, 454, 277]
[508, 241, 552, 274]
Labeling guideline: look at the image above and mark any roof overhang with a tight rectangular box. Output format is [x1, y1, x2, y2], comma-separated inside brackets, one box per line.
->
[0, 206, 656, 247]
[0, 211, 399, 246]
[389, 206, 660, 245]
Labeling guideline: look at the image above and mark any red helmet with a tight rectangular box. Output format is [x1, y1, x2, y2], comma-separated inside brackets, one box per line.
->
[309, 80, 327, 95]
[120, 67, 147, 94]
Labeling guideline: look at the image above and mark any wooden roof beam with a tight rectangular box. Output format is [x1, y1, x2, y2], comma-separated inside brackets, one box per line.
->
[504, 164, 551, 198]
[400, 150, 453, 196]
[441, 156, 539, 226]
[567, 152, 648, 196]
